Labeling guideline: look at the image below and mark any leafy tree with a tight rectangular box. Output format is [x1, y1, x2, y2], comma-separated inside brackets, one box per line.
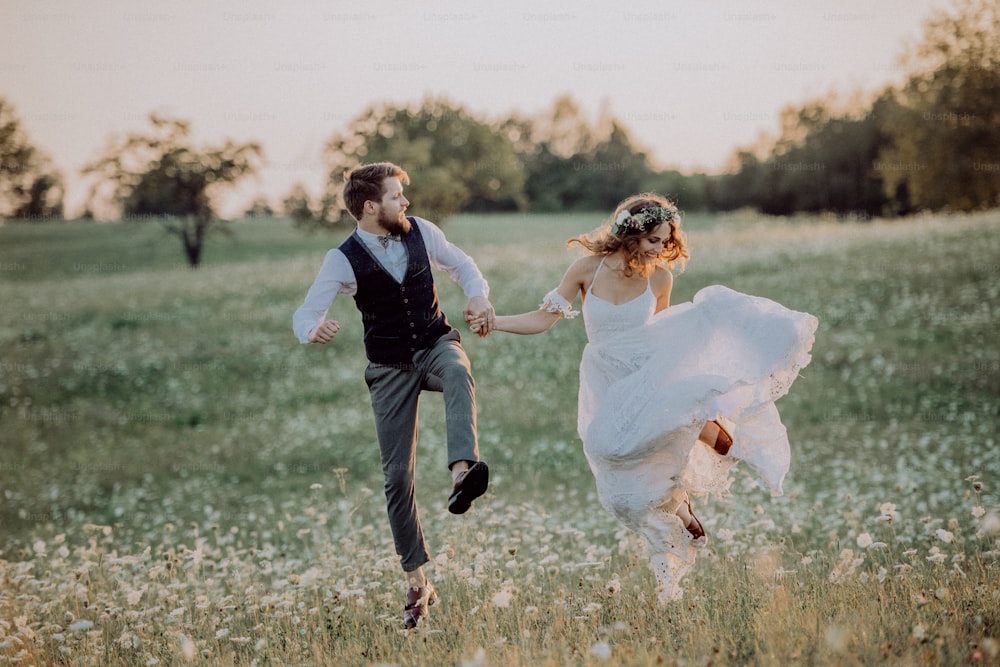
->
[877, 0, 1000, 211]
[84, 114, 262, 267]
[320, 97, 525, 225]
[520, 96, 658, 212]
[0, 97, 64, 221]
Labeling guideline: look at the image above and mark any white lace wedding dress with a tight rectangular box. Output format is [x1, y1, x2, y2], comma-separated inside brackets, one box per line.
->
[557, 259, 818, 603]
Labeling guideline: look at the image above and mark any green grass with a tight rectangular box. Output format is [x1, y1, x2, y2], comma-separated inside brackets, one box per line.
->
[0, 210, 998, 666]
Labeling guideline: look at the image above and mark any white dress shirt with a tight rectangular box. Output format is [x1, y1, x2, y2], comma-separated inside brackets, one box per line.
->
[292, 216, 490, 344]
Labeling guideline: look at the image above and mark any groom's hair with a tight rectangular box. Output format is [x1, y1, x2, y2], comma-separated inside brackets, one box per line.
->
[343, 162, 410, 220]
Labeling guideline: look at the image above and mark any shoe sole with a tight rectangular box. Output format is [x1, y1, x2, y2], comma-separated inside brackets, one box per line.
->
[448, 461, 489, 515]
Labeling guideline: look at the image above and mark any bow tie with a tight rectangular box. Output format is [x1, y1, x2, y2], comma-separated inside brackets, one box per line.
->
[377, 233, 400, 248]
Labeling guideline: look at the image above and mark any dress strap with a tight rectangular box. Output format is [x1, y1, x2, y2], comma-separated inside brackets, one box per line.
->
[589, 256, 607, 294]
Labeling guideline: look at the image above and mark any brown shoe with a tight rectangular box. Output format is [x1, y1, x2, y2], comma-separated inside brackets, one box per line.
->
[711, 420, 733, 456]
[403, 582, 438, 630]
[683, 498, 705, 541]
[448, 461, 489, 515]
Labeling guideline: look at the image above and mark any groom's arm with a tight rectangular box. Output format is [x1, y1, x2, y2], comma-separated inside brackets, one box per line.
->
[414, 217, 494, 333]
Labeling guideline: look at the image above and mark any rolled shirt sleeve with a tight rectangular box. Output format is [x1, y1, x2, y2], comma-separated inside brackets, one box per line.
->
[291, 248, 357, 344]
[414, 217, 490, 300]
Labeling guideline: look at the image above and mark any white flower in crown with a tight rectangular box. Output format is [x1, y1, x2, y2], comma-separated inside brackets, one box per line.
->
[610, 205, 676, 235]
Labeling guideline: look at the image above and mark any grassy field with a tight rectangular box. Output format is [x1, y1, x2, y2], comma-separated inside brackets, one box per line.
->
[0, 210, 998, 666]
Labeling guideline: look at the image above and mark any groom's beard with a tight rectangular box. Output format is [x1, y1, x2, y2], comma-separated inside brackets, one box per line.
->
[379, 211, 412, 236]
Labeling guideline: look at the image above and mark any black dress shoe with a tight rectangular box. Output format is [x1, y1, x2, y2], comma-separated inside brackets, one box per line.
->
[403, 582, 438, 629]
[448, 461, 489, 515]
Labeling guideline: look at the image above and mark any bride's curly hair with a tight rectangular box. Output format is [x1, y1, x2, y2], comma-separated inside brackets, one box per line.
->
[568, 193, 689, 277]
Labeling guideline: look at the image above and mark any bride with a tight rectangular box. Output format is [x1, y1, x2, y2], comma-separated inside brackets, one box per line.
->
[471, 194, 818, 603]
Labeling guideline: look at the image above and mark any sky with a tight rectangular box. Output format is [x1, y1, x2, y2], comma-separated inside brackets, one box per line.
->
[1, 0, 954, 217]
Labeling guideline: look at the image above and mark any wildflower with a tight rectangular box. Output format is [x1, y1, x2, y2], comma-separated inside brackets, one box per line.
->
[590, 641, 613, 660]
[856, 533, 873, 548]
[606, 578, 621, 594]
[926, 547, 947, 564]
[981, 513, 1000, 536]
[912, 624, 926, 641]
[524, 606, 540, 618]
[878, 503, 900, 523]
[310, 483, 322, 490]
[972, 506, 986, 518]
[69, 620, 94, 632]
[177, 634, 197, 662]
[935, 529, 954, 544]
[460, 647, 488, 667]
[491, 590, 513, 608]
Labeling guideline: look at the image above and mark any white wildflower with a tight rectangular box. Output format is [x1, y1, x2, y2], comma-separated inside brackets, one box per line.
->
[856, 532, 873, 548]
[606, 578, 621, 594]
[215, 629, 230, 640]
[935, 529, 954, 543]
[926, 547, 947, 564]
[69, 620, 94, 632]
[878, 503, 900, 523]
[177, 634, 197, 662]
[460, 647, 488, 667]
[972, 506, 986, 518]
[912, 624, 926, 641]
[491, 590, 513, 608]
[590, 641, 613, 660]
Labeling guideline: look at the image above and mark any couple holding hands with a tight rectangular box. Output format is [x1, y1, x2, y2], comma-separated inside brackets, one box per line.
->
[292, 162, 817, 629]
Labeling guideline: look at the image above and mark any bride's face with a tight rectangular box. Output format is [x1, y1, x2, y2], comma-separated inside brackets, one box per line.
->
[637, 224, 667, 260]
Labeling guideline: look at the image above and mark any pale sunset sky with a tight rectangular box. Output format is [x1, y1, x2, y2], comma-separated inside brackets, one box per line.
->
[1, 0, 953, 216]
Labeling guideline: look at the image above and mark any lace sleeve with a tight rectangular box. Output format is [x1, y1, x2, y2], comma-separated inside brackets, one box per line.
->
[539, 289, 579, 319]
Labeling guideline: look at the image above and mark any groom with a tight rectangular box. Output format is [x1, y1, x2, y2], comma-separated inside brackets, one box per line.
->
[292, 162, 494, 629]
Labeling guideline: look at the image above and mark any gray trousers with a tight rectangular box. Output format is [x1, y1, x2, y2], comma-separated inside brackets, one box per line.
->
[363, 335, 479, 572]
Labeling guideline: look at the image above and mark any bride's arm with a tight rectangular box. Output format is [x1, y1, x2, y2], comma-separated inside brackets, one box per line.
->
[486, 258, 588, 336]
[494, 309, 562, 335]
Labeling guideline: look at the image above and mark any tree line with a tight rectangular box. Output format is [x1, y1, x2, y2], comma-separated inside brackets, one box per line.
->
[0, 0, 996, 266]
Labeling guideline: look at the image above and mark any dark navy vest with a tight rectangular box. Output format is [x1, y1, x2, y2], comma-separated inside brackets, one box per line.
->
[339, 218, 455, 366]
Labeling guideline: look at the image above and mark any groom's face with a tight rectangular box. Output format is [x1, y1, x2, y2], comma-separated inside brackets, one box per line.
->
[374, 176, 412, 235]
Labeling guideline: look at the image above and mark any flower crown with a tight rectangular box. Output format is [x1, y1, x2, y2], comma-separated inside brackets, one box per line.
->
[610, 205, 676, 235]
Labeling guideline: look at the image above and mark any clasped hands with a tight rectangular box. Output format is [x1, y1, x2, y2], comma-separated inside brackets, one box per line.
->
[464, 296, 495, 338]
